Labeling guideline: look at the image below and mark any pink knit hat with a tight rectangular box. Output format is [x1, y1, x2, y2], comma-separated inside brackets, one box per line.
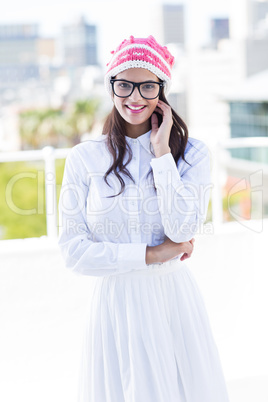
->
[104, 35, 175, 96]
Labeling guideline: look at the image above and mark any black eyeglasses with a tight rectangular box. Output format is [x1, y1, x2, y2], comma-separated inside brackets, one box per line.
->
[110, 79, 164, 100]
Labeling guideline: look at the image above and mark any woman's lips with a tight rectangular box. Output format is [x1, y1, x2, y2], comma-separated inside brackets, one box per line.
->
[126, 105, 146, 113]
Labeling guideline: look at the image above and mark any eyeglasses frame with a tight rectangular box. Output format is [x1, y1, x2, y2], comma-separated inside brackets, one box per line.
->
[110, 79, 164, 100]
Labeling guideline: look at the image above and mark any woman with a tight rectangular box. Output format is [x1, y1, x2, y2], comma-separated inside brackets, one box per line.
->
[58, 35, 230, 402]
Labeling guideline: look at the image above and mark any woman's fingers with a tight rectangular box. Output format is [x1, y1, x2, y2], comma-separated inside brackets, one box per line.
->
[153, 106, 163, 115]
[159, 237, 195, 262]
[156, 101, 172, 117]
[151, 113, 159, 131]
[180, 240, 194, 261]
[180, 252, 190, 261]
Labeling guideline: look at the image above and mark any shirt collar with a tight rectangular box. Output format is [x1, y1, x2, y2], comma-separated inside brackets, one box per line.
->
[125, 130, 153, 155]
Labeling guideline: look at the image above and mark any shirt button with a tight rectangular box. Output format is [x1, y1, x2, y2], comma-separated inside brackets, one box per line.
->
[133, 156, 136, 160]
[158, 171, 163, 174]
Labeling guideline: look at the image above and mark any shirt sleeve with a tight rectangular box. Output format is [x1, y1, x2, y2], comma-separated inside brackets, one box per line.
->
[58, 147, 148, 277]
[150, 141, 211, 243]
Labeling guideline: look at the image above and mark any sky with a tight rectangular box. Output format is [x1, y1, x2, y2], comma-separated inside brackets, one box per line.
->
[0, 0, 232, 65]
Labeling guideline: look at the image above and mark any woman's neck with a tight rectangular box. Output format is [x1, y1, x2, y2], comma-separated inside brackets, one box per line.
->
[125, 121, 151, 139]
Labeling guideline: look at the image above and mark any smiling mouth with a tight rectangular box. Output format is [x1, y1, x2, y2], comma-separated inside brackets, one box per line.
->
[126, 105, 146, 111]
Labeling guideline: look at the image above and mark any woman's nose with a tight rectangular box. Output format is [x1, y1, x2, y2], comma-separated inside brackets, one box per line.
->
[129, 87, 142, 101]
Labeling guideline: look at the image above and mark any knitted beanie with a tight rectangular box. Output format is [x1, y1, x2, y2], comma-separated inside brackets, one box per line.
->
[104, 35, 175, 96]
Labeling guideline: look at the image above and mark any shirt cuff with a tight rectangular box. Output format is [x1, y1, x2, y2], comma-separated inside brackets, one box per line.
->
[150, 152, 181, 187]
[117, 243, 148, 272]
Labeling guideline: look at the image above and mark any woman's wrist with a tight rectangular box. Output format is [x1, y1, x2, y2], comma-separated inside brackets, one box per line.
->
[145, 245, 160, 265]
[153, 146, 171, 158]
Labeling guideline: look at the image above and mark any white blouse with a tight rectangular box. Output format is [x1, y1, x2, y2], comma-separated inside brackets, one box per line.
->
[58, 130, 211, 276]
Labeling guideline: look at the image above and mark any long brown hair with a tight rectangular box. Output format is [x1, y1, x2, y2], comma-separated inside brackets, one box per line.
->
[102, 90, 190, 197]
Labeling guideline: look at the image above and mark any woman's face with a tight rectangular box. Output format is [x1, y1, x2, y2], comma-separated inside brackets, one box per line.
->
[112, 68, 160, 137]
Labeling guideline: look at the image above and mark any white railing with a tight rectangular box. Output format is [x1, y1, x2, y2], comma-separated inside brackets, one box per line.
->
[1, 137, 268, 238]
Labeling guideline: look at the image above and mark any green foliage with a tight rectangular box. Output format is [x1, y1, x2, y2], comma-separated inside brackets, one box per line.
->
[55, 158, 66, 206]
[205, 199, 212, 223]
[0, 160, 65, 240]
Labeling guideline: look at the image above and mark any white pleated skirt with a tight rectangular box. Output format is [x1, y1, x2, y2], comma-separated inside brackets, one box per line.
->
[78, 258, 230, 402]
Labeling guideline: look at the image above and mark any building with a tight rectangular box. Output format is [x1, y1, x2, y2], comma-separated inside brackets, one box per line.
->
[246, 0, 268, 75]
[61, 17, 98, 68]
[0, 24, 40, 86]
[162, 4, 185, 46]
[248, 0, 268, 35]
[245, 36, 268, 76]
[37, 38, 56, 61]
[185, 41, 246, 145]
[224, 69, 268, 163]
[162, 5, 186, 121]
[211, 18, 230, 47]
[219, 68, 268, 219]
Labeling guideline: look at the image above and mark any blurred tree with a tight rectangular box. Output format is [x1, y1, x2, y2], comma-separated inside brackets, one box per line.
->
[67, 99, 100, 144]
[19, 109, 64, 149]
[19, 98, 100, 149]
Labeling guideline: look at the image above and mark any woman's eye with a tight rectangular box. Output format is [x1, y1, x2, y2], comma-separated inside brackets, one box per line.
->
[142, 84, 156, 91]
[118, 83, 131, 89]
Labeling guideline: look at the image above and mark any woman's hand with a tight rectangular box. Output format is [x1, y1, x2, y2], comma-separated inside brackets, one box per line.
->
[150, 100, 173, 158]
[146, 237, 195, 265]
[180, 238, 195, 261]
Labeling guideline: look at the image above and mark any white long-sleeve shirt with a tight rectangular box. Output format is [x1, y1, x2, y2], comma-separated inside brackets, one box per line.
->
[58, 130, 211, 276]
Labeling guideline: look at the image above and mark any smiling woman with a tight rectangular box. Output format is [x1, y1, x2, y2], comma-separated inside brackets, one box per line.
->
[111, 69, 161, 137]
[58, 35, 230, 402]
